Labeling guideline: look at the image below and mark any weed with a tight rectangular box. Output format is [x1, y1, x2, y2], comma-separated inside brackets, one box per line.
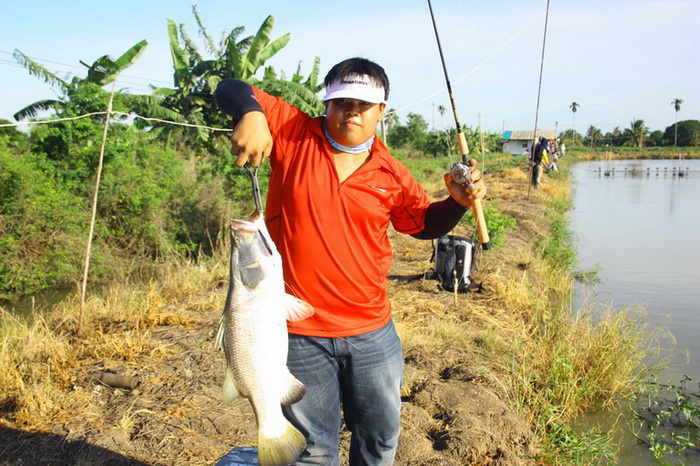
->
[460, 201, 516, 249]
[630, 375, 700, 461]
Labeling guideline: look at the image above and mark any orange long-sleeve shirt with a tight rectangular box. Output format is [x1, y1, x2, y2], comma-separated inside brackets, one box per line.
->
[252, 87, 432, 337]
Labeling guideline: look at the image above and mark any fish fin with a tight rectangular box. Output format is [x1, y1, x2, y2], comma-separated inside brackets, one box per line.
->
[280, 373, 306, 406]
[257, 422, 306, 466]
[214, 314, 225, 352]
[284, 295, 315, 322]
[222, 368, 241, 403]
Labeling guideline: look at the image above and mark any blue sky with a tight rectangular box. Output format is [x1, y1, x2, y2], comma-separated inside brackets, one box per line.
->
[1, 0, 698, 135]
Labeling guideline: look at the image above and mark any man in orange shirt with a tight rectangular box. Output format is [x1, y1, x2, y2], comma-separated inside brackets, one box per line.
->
[215, 57, 486, 465]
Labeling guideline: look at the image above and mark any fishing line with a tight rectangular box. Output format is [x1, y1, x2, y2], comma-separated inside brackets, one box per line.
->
[387, 0, 546, 117]
[527, 0, 552, 202]
[0, 111, 232, 132]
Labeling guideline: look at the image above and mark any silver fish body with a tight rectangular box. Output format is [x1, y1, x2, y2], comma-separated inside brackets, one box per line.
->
[219, 211, 314, 466]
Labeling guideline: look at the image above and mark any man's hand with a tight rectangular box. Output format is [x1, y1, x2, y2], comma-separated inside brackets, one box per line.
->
[230, 111, 273, 168]
[443, 158, 487, 208]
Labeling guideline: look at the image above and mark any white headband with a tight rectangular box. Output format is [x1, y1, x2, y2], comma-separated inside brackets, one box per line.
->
[322, 74, 386, 104]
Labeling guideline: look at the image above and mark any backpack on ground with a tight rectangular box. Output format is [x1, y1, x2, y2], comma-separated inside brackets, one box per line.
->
[432, 235, 481, 293]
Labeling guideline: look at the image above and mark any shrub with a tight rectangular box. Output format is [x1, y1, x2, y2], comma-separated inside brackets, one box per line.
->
[0, 149, 86, 297]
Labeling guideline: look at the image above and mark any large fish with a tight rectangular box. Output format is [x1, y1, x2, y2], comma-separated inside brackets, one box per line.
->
[218, 211, 314, 466]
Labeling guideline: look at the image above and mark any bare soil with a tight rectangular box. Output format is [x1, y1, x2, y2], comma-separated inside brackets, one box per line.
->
[0, 167, 547, 465]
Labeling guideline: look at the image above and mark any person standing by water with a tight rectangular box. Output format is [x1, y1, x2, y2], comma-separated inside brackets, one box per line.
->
[531, 137, 549, 188]
[215, 57, 486, 464]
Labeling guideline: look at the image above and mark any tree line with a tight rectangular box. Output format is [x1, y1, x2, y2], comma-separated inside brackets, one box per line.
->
[565, 101, 698, 148]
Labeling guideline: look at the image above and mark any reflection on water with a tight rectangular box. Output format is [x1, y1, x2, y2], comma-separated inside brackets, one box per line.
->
[570, 158, 700, 464]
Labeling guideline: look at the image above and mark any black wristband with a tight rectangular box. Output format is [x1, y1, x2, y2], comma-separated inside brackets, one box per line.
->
[214, 79, 264, 120]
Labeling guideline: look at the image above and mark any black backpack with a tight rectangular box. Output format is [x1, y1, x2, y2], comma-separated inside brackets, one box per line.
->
[432, 235, 481, 293]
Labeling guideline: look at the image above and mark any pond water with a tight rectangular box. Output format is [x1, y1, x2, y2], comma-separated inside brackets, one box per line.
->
[569, 158, 700, 463]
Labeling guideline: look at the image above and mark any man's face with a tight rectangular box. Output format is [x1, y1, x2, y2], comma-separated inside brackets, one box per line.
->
[324, 98, 386, 148]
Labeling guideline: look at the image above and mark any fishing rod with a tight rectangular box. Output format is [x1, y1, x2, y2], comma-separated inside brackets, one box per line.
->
[427, 0, 490, 250]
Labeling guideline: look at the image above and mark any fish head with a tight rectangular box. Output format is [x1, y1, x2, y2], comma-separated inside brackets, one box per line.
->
[230, 211, 281, 289]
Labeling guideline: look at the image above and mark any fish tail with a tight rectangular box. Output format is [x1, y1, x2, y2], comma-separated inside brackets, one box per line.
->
[257, 422, 306, 466]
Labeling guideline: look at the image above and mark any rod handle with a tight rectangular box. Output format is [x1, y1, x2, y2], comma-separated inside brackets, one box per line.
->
[471, 198, 490, 250]
[456, 132, 468, 163]
[455, 133, 490, 249]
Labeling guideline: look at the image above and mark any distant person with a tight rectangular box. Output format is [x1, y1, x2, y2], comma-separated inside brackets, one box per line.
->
[531, 137, 548, 188]
[560, 142, 566, 157]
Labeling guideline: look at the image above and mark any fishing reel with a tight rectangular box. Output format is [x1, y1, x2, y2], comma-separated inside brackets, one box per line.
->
[450, 162, 475, 190]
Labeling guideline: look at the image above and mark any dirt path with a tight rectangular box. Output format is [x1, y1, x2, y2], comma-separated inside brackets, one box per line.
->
[0, 167, 545, 465]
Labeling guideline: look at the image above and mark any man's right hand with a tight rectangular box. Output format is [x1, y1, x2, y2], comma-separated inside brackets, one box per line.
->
[231, 111, 273, 168]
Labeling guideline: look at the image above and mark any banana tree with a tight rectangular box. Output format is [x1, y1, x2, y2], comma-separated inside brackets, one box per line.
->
[12, 40, 148, 120]
[153, 10, 323, 149]
[257, 57, 325, 116]
[137, 19, 213, 146]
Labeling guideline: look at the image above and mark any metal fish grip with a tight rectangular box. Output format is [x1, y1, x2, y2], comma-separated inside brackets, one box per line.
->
[243, 164, 264, 213]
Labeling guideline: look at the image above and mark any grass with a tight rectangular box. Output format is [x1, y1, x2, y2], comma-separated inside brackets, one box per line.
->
[465, 164, 663, 462]
[0, 153, 667, 464]
[0, 258, 227, 432]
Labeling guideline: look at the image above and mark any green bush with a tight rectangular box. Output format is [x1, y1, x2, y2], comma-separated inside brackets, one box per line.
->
[0, 149, 86, 298]
[0, 129, 235, 299]
[98, 139, 231, 258]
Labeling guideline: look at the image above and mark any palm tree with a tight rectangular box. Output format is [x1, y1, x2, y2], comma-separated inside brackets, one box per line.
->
[672, 98, 683, 146]
[437, 105, 446, 129]
[569, 102, 579, 143]
[624, 119, 649, 152]
[586, 125, 603, 147]
[12, 40, 148, 120]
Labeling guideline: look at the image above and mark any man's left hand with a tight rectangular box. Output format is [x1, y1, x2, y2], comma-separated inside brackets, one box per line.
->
[444, 158, 487, 208]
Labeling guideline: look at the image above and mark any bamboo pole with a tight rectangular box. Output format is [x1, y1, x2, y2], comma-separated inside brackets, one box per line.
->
[78, 81, 117, 334]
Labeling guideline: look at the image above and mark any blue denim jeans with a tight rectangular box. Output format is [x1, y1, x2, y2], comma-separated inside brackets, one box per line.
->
[283, 320, 403, 465]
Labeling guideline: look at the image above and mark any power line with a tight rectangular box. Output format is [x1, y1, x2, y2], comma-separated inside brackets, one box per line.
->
[0, 49, 172, 89]
[0, 110, 231, 132]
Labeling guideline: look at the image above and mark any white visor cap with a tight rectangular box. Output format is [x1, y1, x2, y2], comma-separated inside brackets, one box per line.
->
[322, 74, 386, 104]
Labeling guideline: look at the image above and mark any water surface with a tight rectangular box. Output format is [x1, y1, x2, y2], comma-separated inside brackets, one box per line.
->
[570, 159, 700, 380]
[570, 158, 700, 464]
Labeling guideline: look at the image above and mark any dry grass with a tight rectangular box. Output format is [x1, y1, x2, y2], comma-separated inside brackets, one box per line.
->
[0, 258, 228, 434]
